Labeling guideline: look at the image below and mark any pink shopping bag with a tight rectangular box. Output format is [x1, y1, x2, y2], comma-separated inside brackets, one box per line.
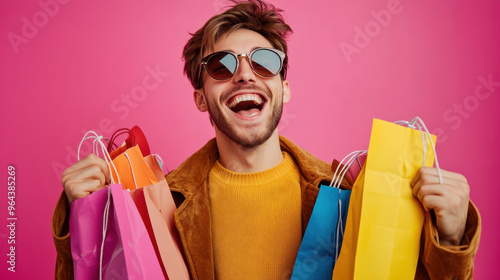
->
[70, 184, 164, 279]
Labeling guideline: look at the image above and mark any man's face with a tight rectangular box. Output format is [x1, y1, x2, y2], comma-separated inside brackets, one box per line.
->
[194, 28, 290, 148]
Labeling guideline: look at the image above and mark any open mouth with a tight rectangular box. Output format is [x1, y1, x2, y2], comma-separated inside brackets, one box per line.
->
[227, 94, 265, 117]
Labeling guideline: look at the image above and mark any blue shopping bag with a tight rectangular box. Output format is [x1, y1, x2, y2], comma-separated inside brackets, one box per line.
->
[291, 185, 351, 280]
[291, 151, 366, 280]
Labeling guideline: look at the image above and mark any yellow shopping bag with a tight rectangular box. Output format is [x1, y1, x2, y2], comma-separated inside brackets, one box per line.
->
[333, 118, 437, 279]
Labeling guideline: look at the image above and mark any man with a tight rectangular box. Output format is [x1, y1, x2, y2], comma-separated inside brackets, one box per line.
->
[53, 1, 480, 279]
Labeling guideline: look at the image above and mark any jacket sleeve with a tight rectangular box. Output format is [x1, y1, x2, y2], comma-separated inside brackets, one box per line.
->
[416, 201, 481, 280]
[52, 191, 74, 280]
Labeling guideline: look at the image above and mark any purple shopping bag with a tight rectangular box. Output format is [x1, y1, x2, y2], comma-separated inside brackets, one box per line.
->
[70, 184, 164, 279]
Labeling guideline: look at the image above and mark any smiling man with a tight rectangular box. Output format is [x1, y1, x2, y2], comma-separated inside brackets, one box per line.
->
[53, 1, 480, 279]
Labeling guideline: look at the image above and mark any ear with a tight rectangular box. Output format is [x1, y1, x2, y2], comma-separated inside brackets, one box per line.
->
[282, 80, 291, 103]
[193, 88, 208, 112]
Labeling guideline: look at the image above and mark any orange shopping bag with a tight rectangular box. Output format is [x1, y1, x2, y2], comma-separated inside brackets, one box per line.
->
[110, 145, 158, 190]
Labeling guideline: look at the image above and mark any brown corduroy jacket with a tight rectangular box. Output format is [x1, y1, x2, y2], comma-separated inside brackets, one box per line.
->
[52, 136, 481, 279]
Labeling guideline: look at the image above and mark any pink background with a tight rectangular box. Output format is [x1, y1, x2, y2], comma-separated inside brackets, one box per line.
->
[1, 0, 499, 279]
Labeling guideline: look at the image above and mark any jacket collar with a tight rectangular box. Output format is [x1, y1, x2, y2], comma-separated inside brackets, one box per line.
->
[167, 137, 219, 197]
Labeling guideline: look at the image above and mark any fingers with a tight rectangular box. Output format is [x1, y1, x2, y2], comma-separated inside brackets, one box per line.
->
[410, 167, 470, 245]
[413, 183, 443, 211]
[411, 166, 461, 186]
[413, 183, 466, 213]
[63, 153, 110, 183]
[64, 179, 105, 203]
[61, 153, 110, 204]
[411, 167, 470, 204]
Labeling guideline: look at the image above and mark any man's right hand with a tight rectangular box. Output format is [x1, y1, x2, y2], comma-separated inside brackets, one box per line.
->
[61, 153, 110, 204]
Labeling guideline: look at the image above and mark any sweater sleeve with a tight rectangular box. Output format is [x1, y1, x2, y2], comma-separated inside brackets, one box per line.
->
[416, 201, 481, 280]
[52, 191, 74, 280]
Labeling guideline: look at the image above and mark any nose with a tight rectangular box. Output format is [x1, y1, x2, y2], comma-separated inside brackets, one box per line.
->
[232, 54, 256, 84]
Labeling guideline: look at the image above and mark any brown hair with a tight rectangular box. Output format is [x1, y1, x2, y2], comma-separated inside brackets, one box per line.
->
[182, 0, 292, 89]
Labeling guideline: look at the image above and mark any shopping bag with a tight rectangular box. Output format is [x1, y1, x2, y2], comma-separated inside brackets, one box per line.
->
[291, 151, 365, 280]
[103, 184, 165, 279]
[69, 182, 109, 279]
[70, 131, 164, 279]
[131, 181, 190, 280]
[111, 145, 159, 190]
[291, 186, 351, 279]
[332, 118, 438, 279]
[109, 135, 190, 279]
[70, 184, 164, 279]
[108, 126, 151, 159]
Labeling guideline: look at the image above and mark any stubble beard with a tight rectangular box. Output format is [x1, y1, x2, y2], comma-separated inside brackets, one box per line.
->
[206, 89, 283, 149]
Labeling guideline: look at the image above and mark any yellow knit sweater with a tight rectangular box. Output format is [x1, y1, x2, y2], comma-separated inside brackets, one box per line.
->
[208, 152, 302, 279]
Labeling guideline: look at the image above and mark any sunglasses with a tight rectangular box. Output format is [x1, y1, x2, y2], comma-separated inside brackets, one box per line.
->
[197, 47, 287, 88]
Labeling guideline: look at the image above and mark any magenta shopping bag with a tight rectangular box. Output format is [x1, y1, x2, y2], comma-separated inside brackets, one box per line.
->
[70, 184, 164, 279]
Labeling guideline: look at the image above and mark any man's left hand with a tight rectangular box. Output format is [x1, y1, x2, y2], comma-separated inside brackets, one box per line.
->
[411, 167, 470, 246]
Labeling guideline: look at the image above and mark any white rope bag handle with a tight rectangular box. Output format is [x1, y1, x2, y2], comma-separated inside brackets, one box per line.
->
[329, 150, 368, 189]
[77, 131, 121, 185]
[327, 150, 367, 261]
[394, 116, 443, 184]
[77, 131, 123, 280]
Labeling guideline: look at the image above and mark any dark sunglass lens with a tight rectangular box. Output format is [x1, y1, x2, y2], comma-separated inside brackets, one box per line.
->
[251, 49, 282, 77]
[206, 52, 237, 80]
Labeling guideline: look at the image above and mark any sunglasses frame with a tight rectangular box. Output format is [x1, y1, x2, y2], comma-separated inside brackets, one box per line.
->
[196, 47, 287, 89]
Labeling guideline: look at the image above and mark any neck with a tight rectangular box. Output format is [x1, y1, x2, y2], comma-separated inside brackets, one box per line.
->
[215, 130, 283, 173]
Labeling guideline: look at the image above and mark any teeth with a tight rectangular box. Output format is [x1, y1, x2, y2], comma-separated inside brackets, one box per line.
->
[228, 94, 263, 109]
